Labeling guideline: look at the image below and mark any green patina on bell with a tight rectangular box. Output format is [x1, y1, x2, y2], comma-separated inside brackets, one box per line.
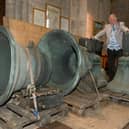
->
[107, 56, 129, 94]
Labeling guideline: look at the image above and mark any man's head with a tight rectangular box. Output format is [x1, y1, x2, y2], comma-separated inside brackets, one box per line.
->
[108, 14, 118, 24]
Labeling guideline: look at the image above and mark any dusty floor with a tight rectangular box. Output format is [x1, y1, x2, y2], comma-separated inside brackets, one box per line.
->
[59, 102, 129, 129]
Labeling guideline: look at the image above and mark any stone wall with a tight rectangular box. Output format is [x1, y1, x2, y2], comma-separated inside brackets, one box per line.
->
[6, 0, 85, 36]
[111, 0, 129, 27]
[87, 0, 111, 23]
[5, 0, 111, 37]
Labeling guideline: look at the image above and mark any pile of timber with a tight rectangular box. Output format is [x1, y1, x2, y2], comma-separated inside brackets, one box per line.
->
[64, 90, 108, 116]
[0, 87, 68, 129]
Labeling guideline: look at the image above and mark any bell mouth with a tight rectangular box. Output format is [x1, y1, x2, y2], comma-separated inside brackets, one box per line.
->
[0, 31, 11, 96]
[39, 30, 81, 95]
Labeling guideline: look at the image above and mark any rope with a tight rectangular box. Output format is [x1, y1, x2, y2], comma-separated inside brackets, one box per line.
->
[89, 70, 101, 101]
[26, 47, 40, 120]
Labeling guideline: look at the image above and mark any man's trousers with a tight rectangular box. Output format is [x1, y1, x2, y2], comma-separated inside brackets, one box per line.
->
[107, 48, 122, 81]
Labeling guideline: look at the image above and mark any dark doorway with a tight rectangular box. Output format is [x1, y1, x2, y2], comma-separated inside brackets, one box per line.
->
[0, 0, 5, 25]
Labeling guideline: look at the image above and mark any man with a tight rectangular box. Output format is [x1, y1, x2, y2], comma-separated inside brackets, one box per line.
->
[94, 14, 129, 81]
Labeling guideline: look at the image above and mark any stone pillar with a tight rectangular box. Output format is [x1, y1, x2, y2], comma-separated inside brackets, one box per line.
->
[28, 0, 33, 23]
[70, 0, 87, 37]
[22, 0, 29, 22]
[86, 14, 94, 38]
[6, 0, 16, 19]
[15, 0, 22, 20]
[61, 0, 70, 17]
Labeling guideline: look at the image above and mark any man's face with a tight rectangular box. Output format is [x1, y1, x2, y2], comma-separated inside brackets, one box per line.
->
[108, 15, 117, 24]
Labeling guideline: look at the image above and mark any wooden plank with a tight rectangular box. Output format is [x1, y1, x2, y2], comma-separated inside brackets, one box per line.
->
[3, 17, 51, 47]
[38, 121, 72, 129]
[0, 107, 23, 128]
[7, 103, 36, 121]
[24, 124, 39, 129]
[0, 108, 27, 129]
[0, 107, 20, 121]
[17, 117, 33, 127]
[100, 89, 129, 102]
[64, 90, 109, 116]
[0, 91, 67, 129]
[64, 91, 100, 109]
[101, 89, 125, 97]
[39, 104, 68, 125]
[3, 17, 80, 48]
[40, 104, 67, 116]
[73, 90, 98, 99]
[0, 104, 67, 129]
[64, 95, 87, 109]
[0, 104, 38, 129]
[0, 119, 11, 129]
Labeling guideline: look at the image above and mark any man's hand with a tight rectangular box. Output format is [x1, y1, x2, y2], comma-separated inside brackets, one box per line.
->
[102, 49, 108, 56]
[126, 29, 129, 32]
[125, 29, 129, 35]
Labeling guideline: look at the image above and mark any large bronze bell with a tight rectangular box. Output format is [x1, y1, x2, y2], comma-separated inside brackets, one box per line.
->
[77, 38, 107, 93]
[107, 32, 129, 94]
[107, 56, 129, 94]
